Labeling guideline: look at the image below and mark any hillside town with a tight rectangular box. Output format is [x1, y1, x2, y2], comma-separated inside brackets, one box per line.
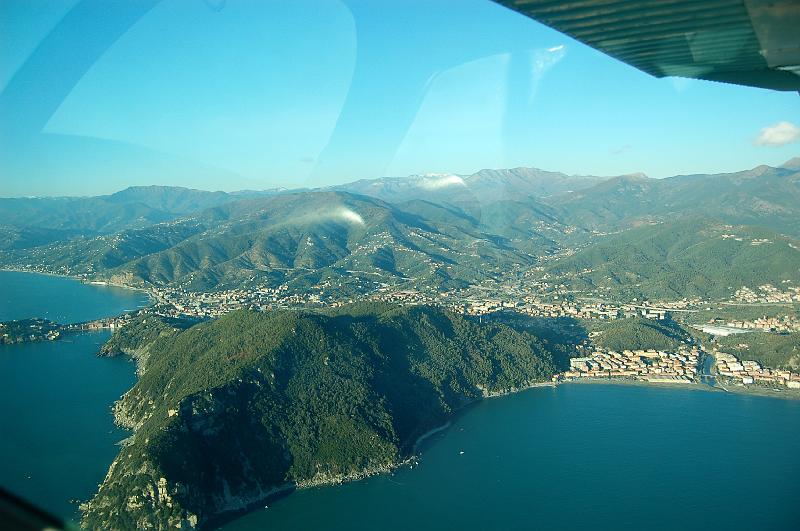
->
[0, 314, 136, 344]
[731, 284, 800, 304]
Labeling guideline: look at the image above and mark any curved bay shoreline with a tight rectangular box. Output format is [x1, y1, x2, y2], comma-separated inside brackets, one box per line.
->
[560, 377, 800, 400]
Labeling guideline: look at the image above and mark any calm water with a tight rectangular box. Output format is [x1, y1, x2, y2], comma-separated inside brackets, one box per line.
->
[0, 271, 149, 521]
[225, 384, 800, 531]
[0, 270, 149, 323]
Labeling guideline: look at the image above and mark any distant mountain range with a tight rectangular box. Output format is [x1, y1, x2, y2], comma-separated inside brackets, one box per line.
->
[0, 186, 287, 250]
[332, 167, 606, 205]
[1, 159, 798, 296]
[549, 159, 800, 236]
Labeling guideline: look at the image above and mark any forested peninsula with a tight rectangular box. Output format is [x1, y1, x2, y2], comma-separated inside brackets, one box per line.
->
[82, 303, 563, 529]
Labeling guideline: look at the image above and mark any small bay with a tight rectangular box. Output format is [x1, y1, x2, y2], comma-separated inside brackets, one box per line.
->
[0, 270, 149, 323]
[0, 270, 149, 521]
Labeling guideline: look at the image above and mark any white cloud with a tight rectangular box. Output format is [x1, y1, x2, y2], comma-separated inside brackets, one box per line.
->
[289, 206, 364, 226]
[755, 121, 800, 146]
[334, 207, 364, 225]
[417, 174, 466, 190]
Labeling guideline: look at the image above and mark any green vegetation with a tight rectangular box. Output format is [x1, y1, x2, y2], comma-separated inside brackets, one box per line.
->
[548, 219, 800, 300]
[550, 164, 800, 237]
[0, 186, 238, 250]
[589, 318, 690, 352]
[1, 220, 209, 278]
[1, 192, 538, 292]
[4, 163, 800, 300]
[99, 315, 194, 371]
[82, 304, 559, 530]
[0, 318, 61, 344]
[716, 332, 800, 371]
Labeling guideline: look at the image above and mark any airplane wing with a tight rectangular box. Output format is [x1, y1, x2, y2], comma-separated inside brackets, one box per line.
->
[493, 0, 800, 92]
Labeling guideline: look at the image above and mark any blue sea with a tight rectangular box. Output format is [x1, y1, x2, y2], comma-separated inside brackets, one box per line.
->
[0, 271, 148, 520]
[224, 383, 800, 531]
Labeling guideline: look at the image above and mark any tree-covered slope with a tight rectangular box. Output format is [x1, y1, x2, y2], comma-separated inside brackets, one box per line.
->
[3, 192, 542, 292]
[0, 186, 245, 250]
[589, 318, 690, 352]
[4, 220, 208, 274]
[548, 219, 800, 300]
[99, 315, 195, 372]
[549, 164, 800, 236]
[82, 304, 560, 529]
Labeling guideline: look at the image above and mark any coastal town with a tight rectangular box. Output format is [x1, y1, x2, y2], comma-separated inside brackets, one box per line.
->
[713, 351, 800, 389]
[3, 266, 798, 398]
[0, 314, 134, 345]
[6, 260, 798, 327]
[553, 342, 800, 393]
[557, 346, 700, 384]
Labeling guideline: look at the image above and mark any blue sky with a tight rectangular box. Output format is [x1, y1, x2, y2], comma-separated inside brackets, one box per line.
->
[1, 0, 798, 197]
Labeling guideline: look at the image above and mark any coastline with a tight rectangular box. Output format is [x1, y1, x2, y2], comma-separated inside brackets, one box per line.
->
[82, 368, 800, 529]
[0, 267, 154, 300]
[200, 458, 415, 530]
[557, 377, 800, 400]
[104, 379, 560, 530]
[195, 376, 754, 529]
[481, 380, 557, 399]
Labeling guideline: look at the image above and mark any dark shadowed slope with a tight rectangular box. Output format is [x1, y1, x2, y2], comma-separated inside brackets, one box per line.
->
[83, 304, 560, 530]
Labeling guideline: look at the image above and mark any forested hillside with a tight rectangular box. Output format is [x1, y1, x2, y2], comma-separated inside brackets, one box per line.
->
[716, 332, 800, 371]
[2, 160, 799, 302]
[0, 186, 245, 250]
[83, 304, 562, 530]
[2, 191, 544, 292]
[549, 163, 800, 237]
[547, 219, 800, 300]
[589, 318, 690, 352]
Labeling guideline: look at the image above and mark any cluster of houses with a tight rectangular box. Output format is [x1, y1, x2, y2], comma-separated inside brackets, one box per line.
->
[149, 280, 693, 324]
[713, 315, 800, 333]
[370, 289, 438, 305]
[557, 347, 700, 384]
[456, 298, 676, 321]
[0, 319, 61, 344]
[713, 352, 800, 389]
[150, 285, 321, 318]
[731, 284, 800, 304]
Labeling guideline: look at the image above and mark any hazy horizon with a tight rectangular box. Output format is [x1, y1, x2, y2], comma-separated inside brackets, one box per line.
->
[3, 156, 799, 199]
[2, 0, 799, 197]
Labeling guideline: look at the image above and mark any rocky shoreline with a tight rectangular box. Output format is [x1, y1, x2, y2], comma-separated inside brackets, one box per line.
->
[90, 372, 552, 529]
